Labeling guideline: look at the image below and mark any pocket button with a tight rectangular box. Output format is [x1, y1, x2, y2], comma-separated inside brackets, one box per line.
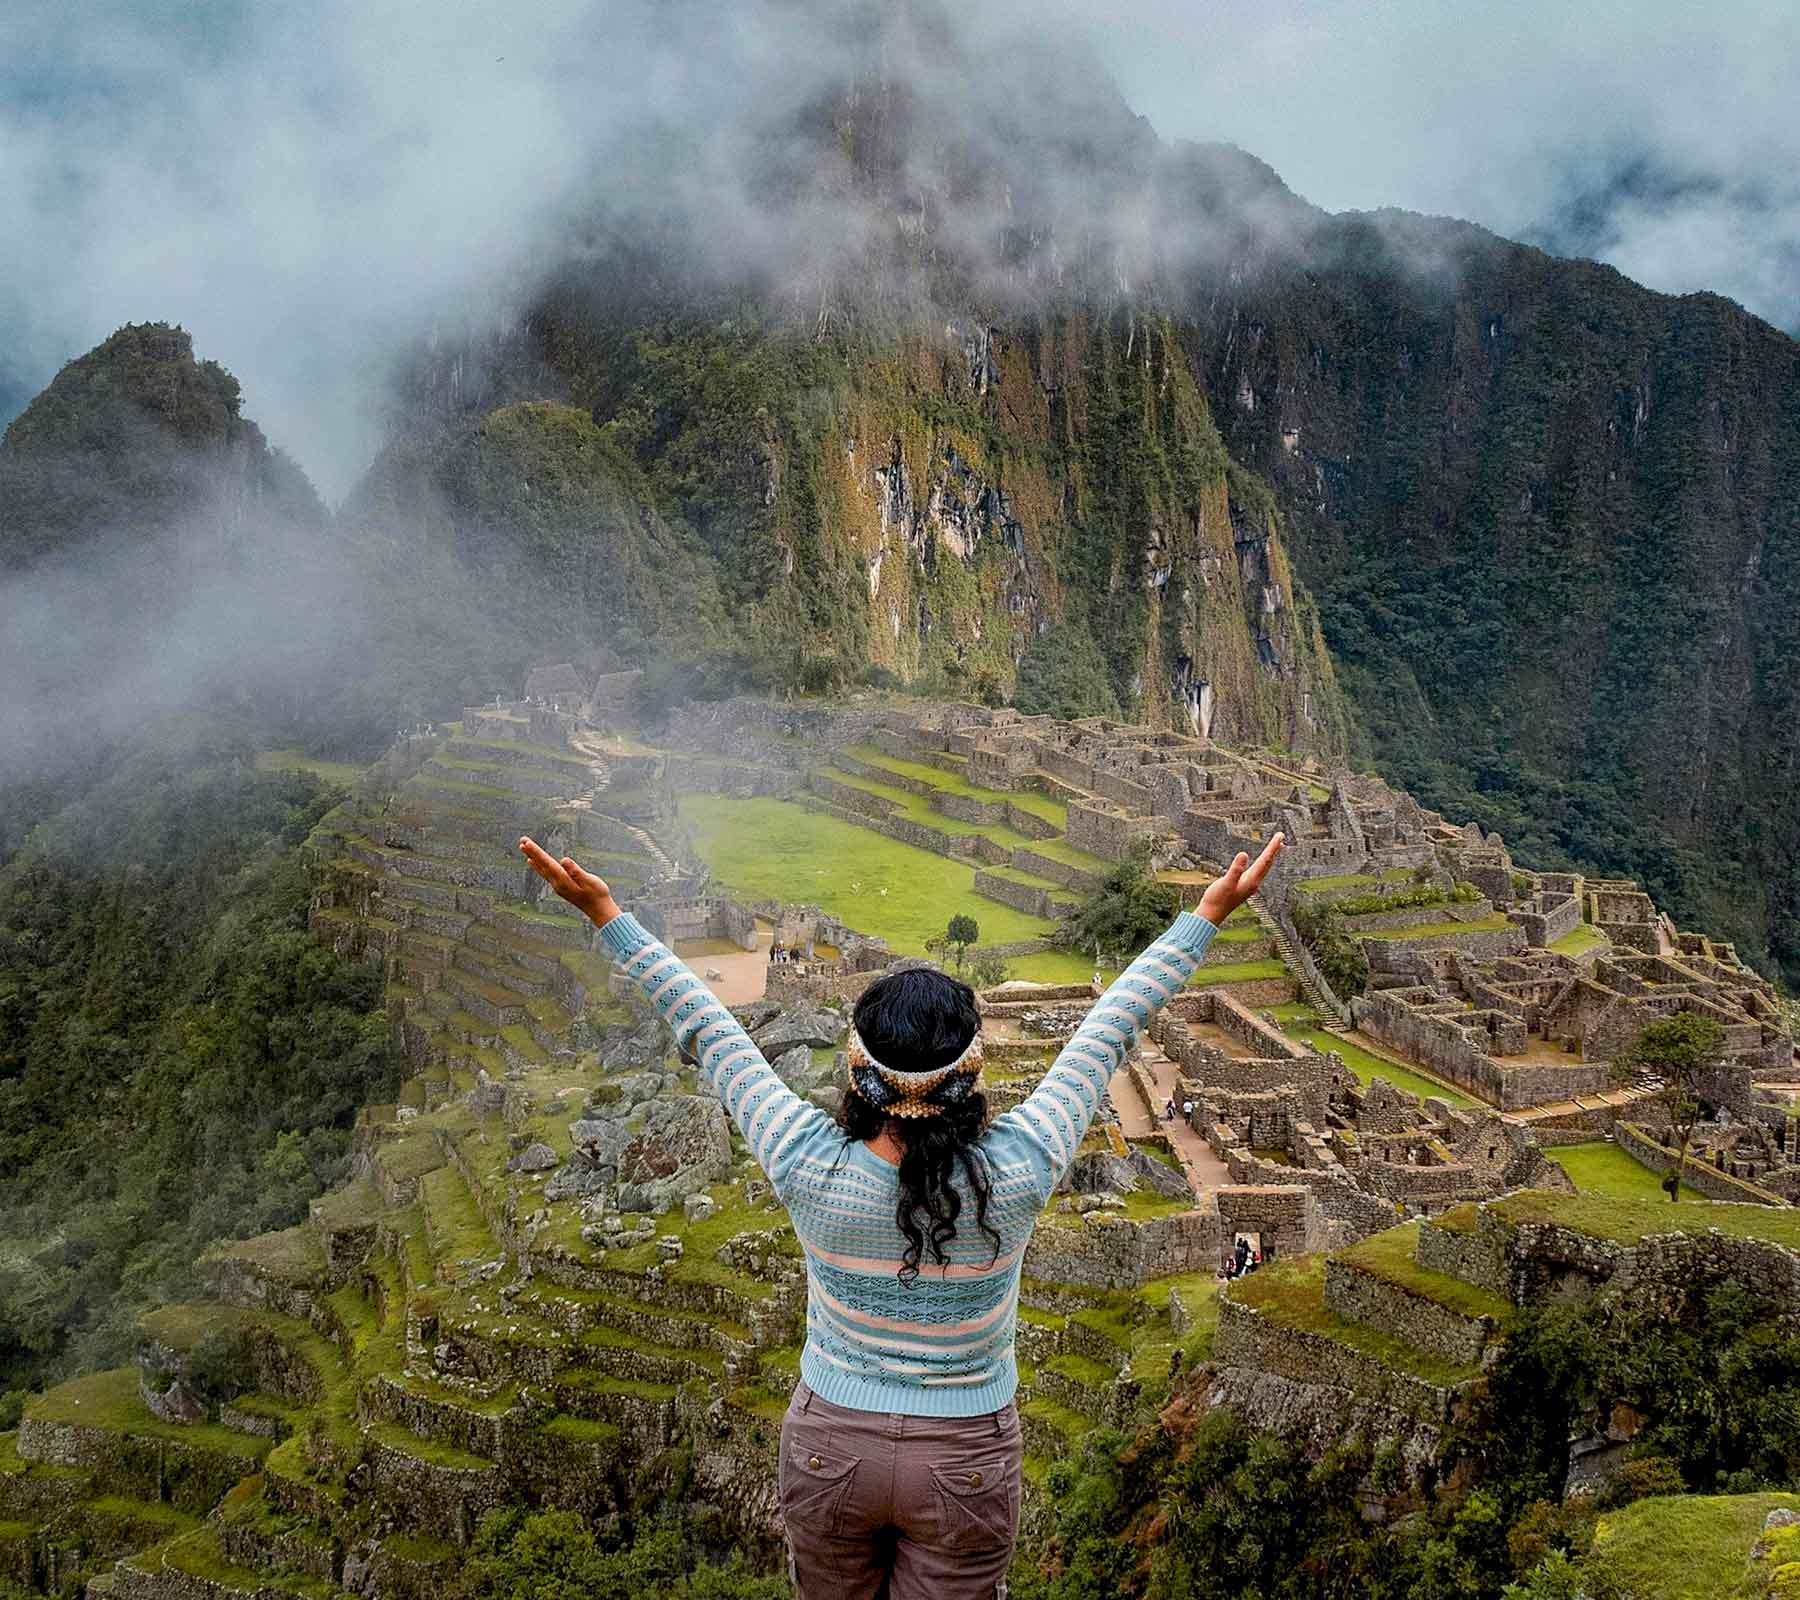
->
[968, 1472, 983, 1488]
[808, 1455, 823, 1471]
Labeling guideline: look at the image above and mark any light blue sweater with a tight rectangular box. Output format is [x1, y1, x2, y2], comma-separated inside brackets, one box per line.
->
[598, 908, 1219, 1415]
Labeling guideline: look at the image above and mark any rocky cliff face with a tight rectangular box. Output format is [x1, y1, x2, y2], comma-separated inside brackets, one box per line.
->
[365, 299, 1347, 753]
[1178, 208, 1800, 976]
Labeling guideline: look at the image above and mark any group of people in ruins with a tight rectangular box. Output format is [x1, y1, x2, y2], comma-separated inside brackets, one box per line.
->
[766, 943, 805, 964]
[1221, 1234, 1265, 1280]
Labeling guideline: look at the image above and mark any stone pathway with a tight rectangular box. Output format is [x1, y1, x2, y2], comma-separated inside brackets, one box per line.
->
[1110, 1041, 1234, 1196]
[1508, 1085, 1660, 1123]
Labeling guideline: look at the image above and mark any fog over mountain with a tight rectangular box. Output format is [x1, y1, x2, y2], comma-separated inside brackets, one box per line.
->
[4, 0, 1796, 496]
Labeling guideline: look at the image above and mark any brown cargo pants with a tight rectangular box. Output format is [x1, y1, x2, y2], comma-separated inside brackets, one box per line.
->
[779, 1379, 1024, 1600]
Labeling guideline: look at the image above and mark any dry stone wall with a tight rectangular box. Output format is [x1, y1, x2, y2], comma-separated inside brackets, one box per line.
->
[1321, 1261, 1493, 1366]
[1614, 1124, 1790, 1205]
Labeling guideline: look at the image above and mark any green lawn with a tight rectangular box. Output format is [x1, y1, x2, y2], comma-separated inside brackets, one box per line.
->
[678, 796, 1054, 955]
[1548, 1141, 1704, 1202]
[839, 745, 1070, 827]
[1188, 959, 1290, 987]
[255, 748, 364, 788]
[1355, 916, 1516, 941]
[1582, 1491, 1800, 1600]
[1004, 949, 1114, 985]
[1550, 922, 1609, 957]
[1490, 1189, 1800, 1250]
[1275, 1013, 1476, 1107]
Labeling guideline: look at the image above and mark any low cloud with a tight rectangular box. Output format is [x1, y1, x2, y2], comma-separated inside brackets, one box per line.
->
[3, 0, 1794, 509]
[1036, 0, 1800, 332]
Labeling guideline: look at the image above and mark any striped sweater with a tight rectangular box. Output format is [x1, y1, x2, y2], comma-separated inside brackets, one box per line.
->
[597, 908, 1220, 1416]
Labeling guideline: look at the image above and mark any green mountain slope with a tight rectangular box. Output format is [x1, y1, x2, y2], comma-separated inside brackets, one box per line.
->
[1184, 207, 1800, 975]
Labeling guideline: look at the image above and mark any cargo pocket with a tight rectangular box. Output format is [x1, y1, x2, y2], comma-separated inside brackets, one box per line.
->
[780, 1438, 860, 1540]
[928, 1456, 1019, 1551]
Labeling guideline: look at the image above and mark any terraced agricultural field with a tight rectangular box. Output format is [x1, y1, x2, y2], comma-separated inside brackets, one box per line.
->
[1547, 1141, 1704, 1202]
[677, 794, 1054, 954]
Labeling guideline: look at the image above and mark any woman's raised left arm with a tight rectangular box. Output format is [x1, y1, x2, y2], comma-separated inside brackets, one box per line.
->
[519, 837, 827, 1194]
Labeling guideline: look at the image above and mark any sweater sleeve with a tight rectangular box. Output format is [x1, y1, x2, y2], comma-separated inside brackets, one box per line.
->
[596, 913, 829, 1200]
[990, 910, 1219, 1204]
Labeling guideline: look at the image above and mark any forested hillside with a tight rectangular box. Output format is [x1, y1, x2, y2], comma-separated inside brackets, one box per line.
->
[1182, 196, 1800, 978]
[0, 724, 398, 1397]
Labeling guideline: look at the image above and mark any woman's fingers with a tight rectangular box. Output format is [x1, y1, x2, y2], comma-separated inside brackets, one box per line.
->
[1240, 833, 1285, 892]
[519, 836, 574, 895]
[560, 855, 611, 899]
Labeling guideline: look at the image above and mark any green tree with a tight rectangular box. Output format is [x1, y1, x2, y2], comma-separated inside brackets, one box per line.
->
[1611, 1011, 1727, 1199]
[1292, 897, 1370, 999]
[1011, 621, 1122, 721]
[1055, 844, 1177, 966]
[942, 914, 980, 973]
[968, 952, 1009, 990]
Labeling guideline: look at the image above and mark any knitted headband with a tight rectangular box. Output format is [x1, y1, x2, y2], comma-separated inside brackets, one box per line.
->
[845, 1027, 985, 1120]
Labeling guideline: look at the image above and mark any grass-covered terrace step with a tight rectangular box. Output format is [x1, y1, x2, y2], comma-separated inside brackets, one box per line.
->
[1323, 1222, 1510, 1367]
[1218, 1256, 1482, 1417]
[114, 1524, 329, 1600]
[18, 1369, 273, 1513]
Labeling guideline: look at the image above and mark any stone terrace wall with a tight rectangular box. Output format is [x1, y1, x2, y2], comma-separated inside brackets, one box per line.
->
[1212, 1299, 1460, 1425]
[1615, 1124, 1791, 1206]
[1361, 924, 1527, 961]
[1323, 1257, 1494, 1366]
[1418, 1204, 1800, 1315]
[1338, 899, 1496, 934]
[663, 754, 802, 798]
[1021, 1209, 1219, 1290]
[932, 791, 1061, 841]
[1067, 801, 1153, 860]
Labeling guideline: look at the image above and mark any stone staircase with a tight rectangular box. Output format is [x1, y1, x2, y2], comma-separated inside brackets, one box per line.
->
[1251, 896, 1349, 1024]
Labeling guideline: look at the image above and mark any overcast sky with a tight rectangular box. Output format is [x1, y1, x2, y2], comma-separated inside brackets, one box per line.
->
[4, 0, 1796, 499]
[1072, 0, 1800, 332]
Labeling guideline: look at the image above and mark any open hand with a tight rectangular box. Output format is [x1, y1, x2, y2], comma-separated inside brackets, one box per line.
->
[1198, 833, 1284, 927]
[519, 836, 619, 927]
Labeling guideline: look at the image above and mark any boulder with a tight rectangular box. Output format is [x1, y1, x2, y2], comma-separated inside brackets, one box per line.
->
[1128, 1148, 1194, 1199]
[770, 1044, 818, 1090]
[732, 1000, 784, 1031]
[507, 1142, 559, 1174]
[601, 1020, 668, 1072]
[755, 1006, 847, 1053]
[683, 1193, 718, 1224]
[607, 1096, 734, 1214]
[1063, 1151, 1141, 1196]
[544, 1164, 608, 1203]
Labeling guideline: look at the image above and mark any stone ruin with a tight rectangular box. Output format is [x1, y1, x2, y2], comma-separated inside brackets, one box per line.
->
[7, 684, 1795, 1594]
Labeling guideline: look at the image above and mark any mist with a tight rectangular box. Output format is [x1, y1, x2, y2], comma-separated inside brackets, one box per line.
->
[6, 1, 1795, 505]
[0, 508, 369, 787]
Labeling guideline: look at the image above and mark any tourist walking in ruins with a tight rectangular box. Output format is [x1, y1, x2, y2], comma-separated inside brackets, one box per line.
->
[520, 830, 1284, 1600]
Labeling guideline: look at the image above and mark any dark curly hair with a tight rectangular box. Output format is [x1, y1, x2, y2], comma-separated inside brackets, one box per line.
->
[834, 966, 1002, 1285]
